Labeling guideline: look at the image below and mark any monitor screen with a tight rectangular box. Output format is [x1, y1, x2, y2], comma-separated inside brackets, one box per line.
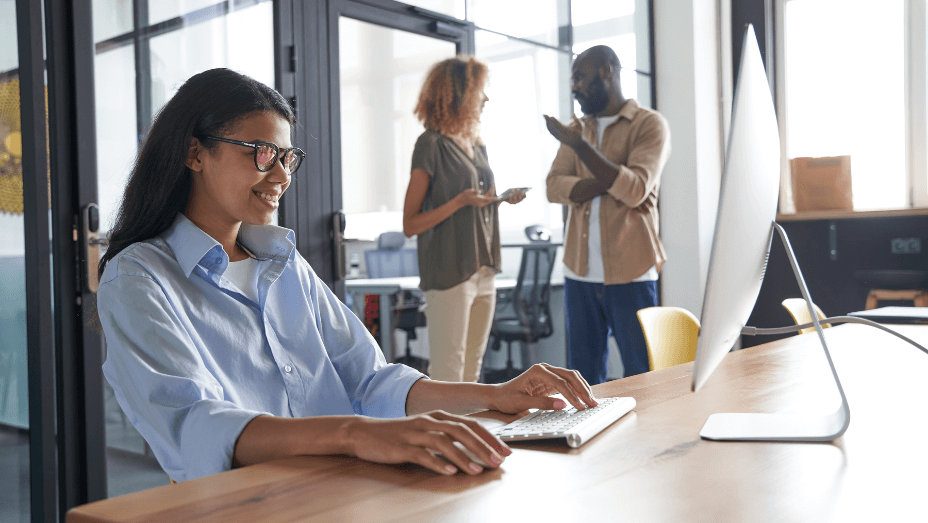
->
[690, 24, 781, 393]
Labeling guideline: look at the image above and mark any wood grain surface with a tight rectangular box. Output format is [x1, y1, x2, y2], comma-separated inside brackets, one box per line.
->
[68, 324, 928, 522]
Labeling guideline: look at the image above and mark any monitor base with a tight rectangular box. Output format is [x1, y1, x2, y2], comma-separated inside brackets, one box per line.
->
[699, 223, 851, 442]
[700, 408, 849, 442]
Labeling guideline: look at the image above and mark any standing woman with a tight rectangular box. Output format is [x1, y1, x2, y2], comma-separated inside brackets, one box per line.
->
[96, 68, 594, 482]
[403, 56, 526, 383]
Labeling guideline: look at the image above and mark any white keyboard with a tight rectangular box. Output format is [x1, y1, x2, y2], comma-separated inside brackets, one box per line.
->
[492, 396, 636, 448]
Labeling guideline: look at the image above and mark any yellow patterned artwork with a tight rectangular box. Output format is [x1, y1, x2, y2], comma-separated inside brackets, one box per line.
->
[0, 77, 22, 215]
[0, 76, 48, 215]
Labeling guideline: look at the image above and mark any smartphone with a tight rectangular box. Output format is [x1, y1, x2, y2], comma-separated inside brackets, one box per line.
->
[497, 187, 531, 200]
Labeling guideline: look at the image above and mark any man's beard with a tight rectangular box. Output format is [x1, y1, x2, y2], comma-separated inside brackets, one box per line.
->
[576, 76, 609, 115]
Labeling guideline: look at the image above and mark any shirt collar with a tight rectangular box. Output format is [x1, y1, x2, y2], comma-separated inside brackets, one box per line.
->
[582, 98, 641, 126]
[162, 213, 296, 278]
[239, 221, 296, 262]
[617, 98, 640, 121]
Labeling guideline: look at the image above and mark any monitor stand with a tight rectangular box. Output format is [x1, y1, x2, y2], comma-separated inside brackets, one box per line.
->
[699, 222, 851, 442]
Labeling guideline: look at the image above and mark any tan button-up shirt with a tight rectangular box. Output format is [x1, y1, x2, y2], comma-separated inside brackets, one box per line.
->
[546, 99, 671, 284]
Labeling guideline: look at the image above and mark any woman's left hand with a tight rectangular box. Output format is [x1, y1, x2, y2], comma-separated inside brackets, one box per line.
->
[489, 363, 598, 414]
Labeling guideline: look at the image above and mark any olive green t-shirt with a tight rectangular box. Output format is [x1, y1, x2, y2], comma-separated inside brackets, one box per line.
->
[411, 130, 501, 291]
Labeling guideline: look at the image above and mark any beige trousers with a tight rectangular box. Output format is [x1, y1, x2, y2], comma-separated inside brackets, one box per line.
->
[424, 266, 497, 382]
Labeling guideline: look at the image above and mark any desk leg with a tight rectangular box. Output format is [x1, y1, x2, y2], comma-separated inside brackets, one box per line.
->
[379, 293, 393, 361]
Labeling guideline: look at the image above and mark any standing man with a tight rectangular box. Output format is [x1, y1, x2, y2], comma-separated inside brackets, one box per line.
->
[544, 45, 671, 384]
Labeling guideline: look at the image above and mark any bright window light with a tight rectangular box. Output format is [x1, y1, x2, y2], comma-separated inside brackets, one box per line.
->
[570, 0, 634, 27]
[784, 0, 905, 210]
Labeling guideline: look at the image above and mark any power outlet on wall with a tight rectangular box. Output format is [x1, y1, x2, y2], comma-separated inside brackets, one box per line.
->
[891, 237, 921, 254]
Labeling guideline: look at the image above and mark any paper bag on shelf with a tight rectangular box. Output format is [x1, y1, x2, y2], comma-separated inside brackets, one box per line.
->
[789, 155, 853, 212]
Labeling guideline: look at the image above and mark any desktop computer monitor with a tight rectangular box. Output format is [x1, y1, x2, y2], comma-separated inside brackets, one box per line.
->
[689, 25, 850, 442]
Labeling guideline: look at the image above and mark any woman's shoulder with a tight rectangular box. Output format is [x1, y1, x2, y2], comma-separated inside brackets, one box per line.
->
[99, 238, 177, 286]
[415, 129, 446, 148]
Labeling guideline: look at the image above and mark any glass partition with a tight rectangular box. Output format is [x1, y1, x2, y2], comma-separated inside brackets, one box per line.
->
[404, 0, 465, 20]
[148, 2, 274, 114]
[572, 0, 651, 74]
[338, 16, 456, 240]
[92, 0, 133, 42]
[149, 0, 219, 26]
[476, 30, 564, 242]
[470, 0, 568, 48]
[94, 45, 137, 235]
[1, 0, 31, 519]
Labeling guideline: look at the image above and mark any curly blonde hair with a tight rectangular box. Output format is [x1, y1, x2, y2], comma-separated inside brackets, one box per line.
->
[414, 56, 489, 142]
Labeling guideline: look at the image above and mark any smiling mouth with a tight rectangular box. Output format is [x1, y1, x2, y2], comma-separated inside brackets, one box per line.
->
[254, 190, 279, 203]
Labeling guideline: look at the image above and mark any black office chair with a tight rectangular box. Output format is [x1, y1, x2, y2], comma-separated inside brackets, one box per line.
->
[364, 232, 429, 374]
[484, 227, 558, 383]
[524, 224, 552, 243]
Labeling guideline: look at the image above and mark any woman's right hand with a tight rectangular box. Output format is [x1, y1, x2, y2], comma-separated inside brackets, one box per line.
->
[455, 188, 497, 208]
[344, 410, 511, 475]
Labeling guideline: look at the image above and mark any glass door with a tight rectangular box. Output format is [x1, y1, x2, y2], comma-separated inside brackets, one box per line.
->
[1, 2, 34, 520]
[330, 1, 467, 361]
[4, 0, 60, 520]
[337, 17, 458, 244]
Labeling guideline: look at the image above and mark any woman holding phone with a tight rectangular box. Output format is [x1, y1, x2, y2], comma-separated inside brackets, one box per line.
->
[403, 56, 526, 383]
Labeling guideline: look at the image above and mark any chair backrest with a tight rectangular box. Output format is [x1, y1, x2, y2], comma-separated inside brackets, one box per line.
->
[781, 298, 828, 335]
[636, 306, 700, 371]
[377, 231, 406, 250]
[365, 248, 418, 278]
[364, 232, 418, 278]
[511, 244, 558, 340]
[524, 224, 552, 243]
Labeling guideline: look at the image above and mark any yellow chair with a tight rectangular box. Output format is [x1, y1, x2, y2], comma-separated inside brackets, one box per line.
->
[635, 306, 700, 371]
[781, 298, 828, 335]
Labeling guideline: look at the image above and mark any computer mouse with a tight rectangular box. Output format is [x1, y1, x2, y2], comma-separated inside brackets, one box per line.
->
[451, 441, 488, 468]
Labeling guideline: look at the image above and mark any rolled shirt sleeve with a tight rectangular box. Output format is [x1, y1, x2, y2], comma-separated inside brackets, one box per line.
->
[546, 142, 583, 206]
[606, 112, 671, 208]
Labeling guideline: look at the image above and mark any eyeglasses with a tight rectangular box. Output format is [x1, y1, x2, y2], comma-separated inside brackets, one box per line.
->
[200, 135, 305, 174]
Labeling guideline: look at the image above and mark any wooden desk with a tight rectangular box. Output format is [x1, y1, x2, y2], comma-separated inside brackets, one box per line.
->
[68, 324, 928, 522]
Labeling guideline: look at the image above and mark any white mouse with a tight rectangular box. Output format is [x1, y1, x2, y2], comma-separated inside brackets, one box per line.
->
[450, 441, 488, 468]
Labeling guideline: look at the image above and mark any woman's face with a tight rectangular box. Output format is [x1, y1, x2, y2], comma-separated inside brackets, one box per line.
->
[186, 111, 292, 231]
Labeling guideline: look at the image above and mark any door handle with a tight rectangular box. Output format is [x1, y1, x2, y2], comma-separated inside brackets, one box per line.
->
[80, 203, 106, 293]
[331, 210, 364, 281]
[332, 210, 347, 280]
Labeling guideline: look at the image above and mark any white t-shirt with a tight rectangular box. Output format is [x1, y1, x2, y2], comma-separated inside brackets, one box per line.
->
[564, 114, 658, 284]
[223, 256, 261, 304]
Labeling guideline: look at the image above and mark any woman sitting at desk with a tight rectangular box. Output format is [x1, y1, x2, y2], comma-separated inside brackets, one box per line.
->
[96, 68, 595, 482]
[403, 56, 527, 383]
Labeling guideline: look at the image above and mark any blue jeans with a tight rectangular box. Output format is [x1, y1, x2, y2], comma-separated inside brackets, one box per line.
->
[564, 277, 658, 385]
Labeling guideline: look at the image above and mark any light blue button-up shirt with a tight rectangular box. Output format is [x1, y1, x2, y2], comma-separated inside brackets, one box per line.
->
[98, 214, 425, 481]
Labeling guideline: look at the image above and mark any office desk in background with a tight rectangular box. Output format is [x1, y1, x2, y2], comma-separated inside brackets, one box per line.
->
[345, 277, 517, 360]
[344, 242, 562, 359]
[67, 324, 928, 522]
